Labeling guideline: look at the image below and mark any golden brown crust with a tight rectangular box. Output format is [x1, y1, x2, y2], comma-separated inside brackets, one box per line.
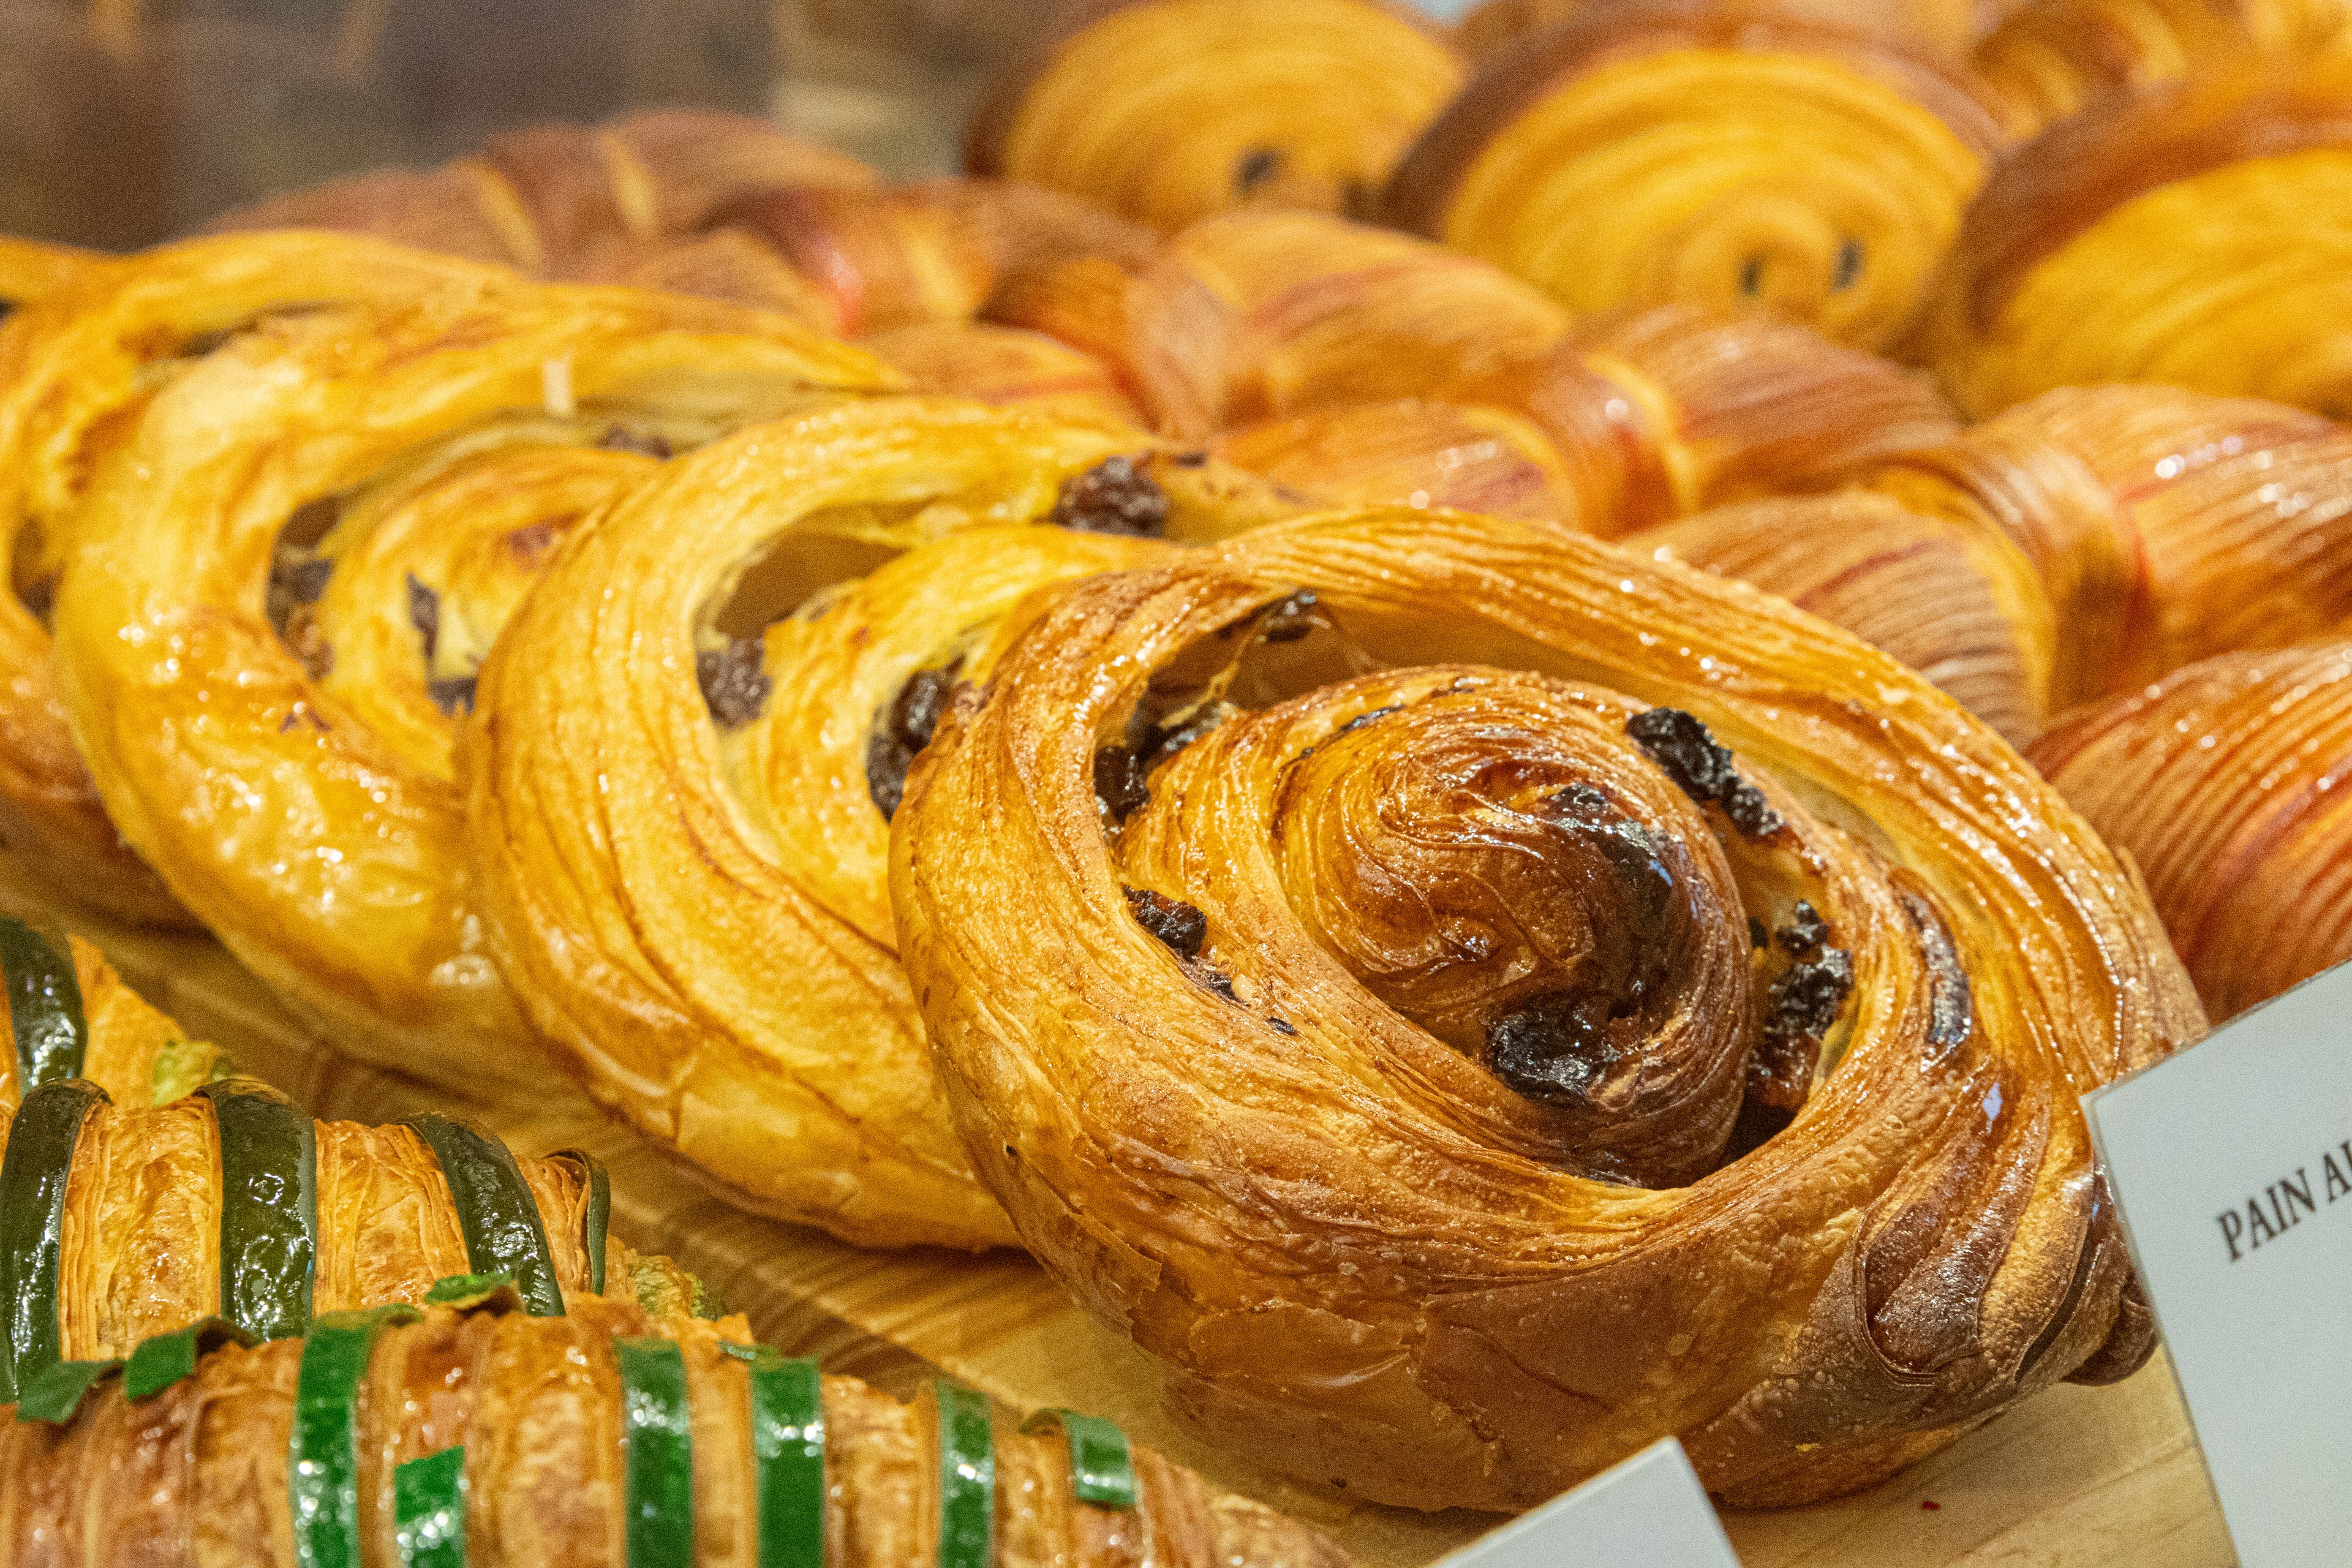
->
[1387, 3, 2007, 351]
[1462, 0, 2015, 60]
[47, 279, 889, 1091]
[0, 238, 99, 311]
[0, 1300, 1350, 1567]
[892, 505, 2199, 1509]
[968, 0, 1465, 231]
[2031, 641, 2352, 1020]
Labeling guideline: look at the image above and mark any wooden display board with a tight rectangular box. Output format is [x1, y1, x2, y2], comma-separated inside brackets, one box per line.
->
[0, 850, 2236, 1567]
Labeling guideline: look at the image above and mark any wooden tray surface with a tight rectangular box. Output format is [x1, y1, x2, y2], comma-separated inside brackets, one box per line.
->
[0, 850, 2237, 1567]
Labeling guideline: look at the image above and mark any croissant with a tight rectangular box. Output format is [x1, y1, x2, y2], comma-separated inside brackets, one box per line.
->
[46, 279, 890, 1091]
[1104, 209, 1573, 437]
[1970, 0, 2352, 137]
[0, 238, 94, 314]
[0, 1289, 1348, 1568]
[889, 505, 2199, 1509]
[205, 108, 876, 279]
[2030, 641, 2352, 1022]
[861, 321, 1146, 429]
[1465, 303, 1959, 536]
[0, 917, 693, 1398]
[1921, 54, 2352, 418]
[1642, 382, 2352, 744]
[967, 0, 1466, 232]
[1385, 4, 2008, 352]
[0, 232, 517, 929]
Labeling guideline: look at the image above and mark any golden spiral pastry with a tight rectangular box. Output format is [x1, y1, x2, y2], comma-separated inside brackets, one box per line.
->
[967, 0, 1467, 231]
[0, 233, 518, 928]
[1971, 0, 2352, 136]
[205, 108, 876, 279]
[1386, 4, 2008, 351]
[465, 398, 1306, 1248]
[891, 505, 2200, 1509]
[1212, 399, 1580, 521]
[2030, 643, 2352, 1022]
[47, 282, 888, 1093]
[1923, 55, 2352, 417]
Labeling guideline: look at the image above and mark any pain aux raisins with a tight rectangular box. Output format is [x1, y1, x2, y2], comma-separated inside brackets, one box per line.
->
[1049, 456, 1170, 537]
[1626, 707, 1782, 838]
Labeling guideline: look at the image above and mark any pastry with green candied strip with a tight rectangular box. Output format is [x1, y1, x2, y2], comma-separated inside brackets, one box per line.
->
[0, 916, 702, 1404]
[2, 1281, 1351, 1567]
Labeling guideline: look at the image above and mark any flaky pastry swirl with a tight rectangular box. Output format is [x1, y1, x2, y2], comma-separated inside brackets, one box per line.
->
[463, 399, 1275, 1248]
[47, 281, 888, 1093]
[891, 506, 2201, 1508]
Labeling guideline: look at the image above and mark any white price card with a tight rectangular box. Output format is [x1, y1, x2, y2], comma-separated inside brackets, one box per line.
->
[1438, 1438, 1741, 1568]
[2082, 962, 2352, 1567]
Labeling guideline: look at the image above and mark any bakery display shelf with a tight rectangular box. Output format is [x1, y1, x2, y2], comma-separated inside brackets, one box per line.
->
[0, 846, 2233, 1567]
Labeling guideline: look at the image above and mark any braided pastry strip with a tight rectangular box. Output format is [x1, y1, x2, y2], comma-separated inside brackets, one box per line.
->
[891, 506, 2200, 1509]
[47, 284, 889, 1091]
[463, 400, 1235, 1248]
[0, 1294, 1346, 1568]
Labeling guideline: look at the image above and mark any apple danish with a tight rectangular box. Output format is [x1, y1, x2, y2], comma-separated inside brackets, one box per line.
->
[1385, 4, 2008, 352]
[967, 0, 1466, 232]
[891, 506, 2199, 1509]
[0, 1289, 1348, 1568]
[2031, 642, 2352, 1022]
[1921, 54, 2352, 418]
[0, 233, 516, 929]
[47, 282, 889, 1092]
[463, 399, 1311, 1249]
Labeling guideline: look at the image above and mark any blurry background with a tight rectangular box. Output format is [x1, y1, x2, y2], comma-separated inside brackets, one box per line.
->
[0, 0, 1053, 246]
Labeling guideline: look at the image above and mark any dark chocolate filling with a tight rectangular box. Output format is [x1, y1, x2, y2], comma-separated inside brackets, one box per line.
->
[696, 637, 771, 729]
[1234, 146, 1284, 196]
[406, 573, 441, 664]
[1125, 887, 1207, 959]
[1625, 707, 1782, 839]
[597, 425, 673, 459]
[1049, 456, 1169, 537]
[865, 666, 957, 820]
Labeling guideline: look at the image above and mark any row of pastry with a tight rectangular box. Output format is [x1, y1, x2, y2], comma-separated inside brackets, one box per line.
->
[2, 4, 2351, 1524]
[0, 925, 1338, 1565]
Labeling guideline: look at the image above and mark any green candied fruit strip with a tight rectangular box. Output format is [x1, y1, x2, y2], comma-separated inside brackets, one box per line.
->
[723, 1344, 824, 1568]
[549, 1148, 611, 1294]
[0, 917, 85, 1090]
[124, 1316, 258, 1400]
[933, 1382, 995, 1568]
[617, 1336, 695, 1568]
[149, 1036, 235, 1105]
[13, 1357, 120, 1424]
[290, 1305, 421, 1568]
[393, 1444, 469, 1568]
[424, 1272, 519, 1310]
[200, 1079, 317, 1343]
[1019, 1408, 1140, 1510]
[0, 1079, 107, 1401]
[399, 1115, 564, 1317]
